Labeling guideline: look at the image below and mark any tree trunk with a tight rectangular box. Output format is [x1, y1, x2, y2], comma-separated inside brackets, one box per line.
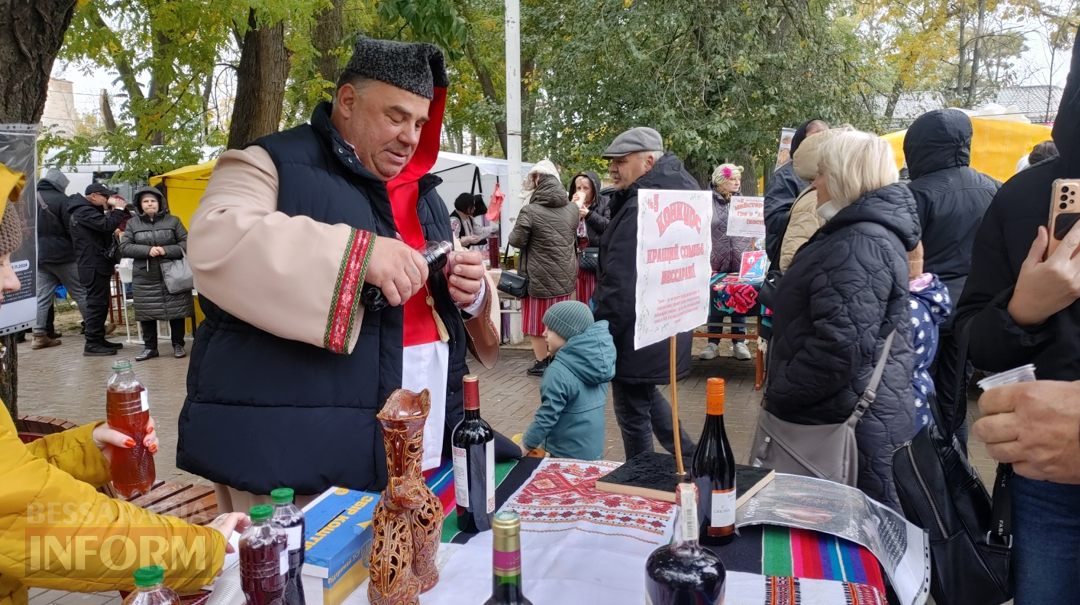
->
[227, 10, 289, 150]
[453, 0, 507, 157]
[737, 153, 758, 196]
[312, 0, 345, 85]
[0, 0, 80, 124]
[101, 90, 117, 133]
[884, 75, 905, 126]
[0, 0, 79, 418]
[966, 0, 986, 108]
[957, 0, 968, 103]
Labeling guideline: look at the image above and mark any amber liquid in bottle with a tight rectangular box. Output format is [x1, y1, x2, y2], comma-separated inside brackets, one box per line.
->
[106, 360, 155, 499]
[692, 378, 737, 546]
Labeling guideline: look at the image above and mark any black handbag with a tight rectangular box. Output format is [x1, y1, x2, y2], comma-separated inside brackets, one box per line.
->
[496, 241, 529, 298]
[579, 246, 600, 273]
[892, 324, 1013, 605]
[756, 268, 782, 309]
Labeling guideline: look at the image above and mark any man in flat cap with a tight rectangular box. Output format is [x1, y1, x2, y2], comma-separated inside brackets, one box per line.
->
[592, 127, 698, 461]
[180, 36, 499, 509]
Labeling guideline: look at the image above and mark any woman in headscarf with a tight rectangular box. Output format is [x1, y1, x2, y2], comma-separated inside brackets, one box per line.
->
[700, 164, 754, 361]
[568, 170, 609, 306]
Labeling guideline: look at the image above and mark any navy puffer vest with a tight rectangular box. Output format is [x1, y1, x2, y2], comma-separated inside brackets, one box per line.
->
[177, 103, 469, 495]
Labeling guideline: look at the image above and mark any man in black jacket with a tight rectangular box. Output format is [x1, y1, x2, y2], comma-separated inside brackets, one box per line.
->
[593, 127, 697, 461]
[954, 25, 1080, 600]
[69, 183, 129, 356]
[763, 119, 828, 265]
[905, 109, 1000, 430]
[32, 169, 87, 350]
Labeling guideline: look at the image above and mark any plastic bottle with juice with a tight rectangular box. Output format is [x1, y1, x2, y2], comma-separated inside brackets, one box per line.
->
[106, 359, 155, 498]
[121, 567, 179, 605]
[240, 505, 289, 605]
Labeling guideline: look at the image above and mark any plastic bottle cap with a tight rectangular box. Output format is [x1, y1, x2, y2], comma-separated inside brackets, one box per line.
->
[706, 378, 725, 415]
[133, 565, 164, 587]
[249, 504, 274, 522]
[112, 359, 133, 371]
[271, 488, 294, 504]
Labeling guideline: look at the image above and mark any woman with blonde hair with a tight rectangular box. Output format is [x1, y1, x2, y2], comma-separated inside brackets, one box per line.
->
[700, 163, 754, 361]
[759, 131, 918, 509]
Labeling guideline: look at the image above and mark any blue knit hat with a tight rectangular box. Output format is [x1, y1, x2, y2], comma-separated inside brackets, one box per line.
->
[543, 301, 594, 340]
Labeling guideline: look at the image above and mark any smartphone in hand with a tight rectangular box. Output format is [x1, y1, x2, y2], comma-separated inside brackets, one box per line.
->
[1047, 178, 1080, 258]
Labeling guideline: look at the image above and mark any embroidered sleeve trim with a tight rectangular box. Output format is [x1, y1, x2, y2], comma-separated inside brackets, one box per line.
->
[324, 229, 375, 354]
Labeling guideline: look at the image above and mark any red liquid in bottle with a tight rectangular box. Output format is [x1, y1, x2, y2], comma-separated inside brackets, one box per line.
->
[106, 361, 155, 499]
[241, 506, 289, 605]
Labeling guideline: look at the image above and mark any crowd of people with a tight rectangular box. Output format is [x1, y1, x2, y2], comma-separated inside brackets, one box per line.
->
[3, 27, 1080, 605]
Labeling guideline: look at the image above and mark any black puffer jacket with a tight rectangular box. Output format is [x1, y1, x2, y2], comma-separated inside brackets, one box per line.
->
[904, 109, 1000, 304]
[571, 171, 611, 246]
[69, 195, 128, 278]
[509, 174, 578, 298]
[593, 153, 697, 384]
[955, 26, 1080, 382]
[36, 177, 76, 265]
[710, 191, 754, 273]
[767, 182, 920, 509]
[119, 186, 194, 321]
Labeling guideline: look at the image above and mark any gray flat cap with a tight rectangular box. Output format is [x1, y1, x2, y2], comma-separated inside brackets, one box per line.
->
[341, 36, 449, 100]
[602, 127, 664, 158]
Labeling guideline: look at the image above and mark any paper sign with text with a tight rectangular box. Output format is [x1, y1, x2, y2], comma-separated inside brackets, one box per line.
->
[726, 196, 766, 238]
[634, 189, 713, 350]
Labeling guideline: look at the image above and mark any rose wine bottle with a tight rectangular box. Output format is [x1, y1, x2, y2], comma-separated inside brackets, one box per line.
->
[483, 511, 534, 605]
[691, 378, 737, 546]
[452, 374, 495, 533]
[644, 483, 726, 605]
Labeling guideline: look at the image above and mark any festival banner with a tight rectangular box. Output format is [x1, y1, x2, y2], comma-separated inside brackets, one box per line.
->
[726, 196, 766, 239]
[634, 189, 713, 350]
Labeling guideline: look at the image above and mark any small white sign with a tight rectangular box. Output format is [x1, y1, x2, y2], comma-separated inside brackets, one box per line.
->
[634, 189, 713, 350]
[726, 196, 766, 238]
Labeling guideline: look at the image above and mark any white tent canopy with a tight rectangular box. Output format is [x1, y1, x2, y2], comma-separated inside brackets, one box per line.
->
[431, 151, 535, 214]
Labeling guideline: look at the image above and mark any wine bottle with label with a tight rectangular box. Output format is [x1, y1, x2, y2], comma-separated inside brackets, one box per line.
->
[483, 511, 534, 605]
[644, 483, 726, 605]
[452, 374, 496, 533]
[692, 377, 737, 546]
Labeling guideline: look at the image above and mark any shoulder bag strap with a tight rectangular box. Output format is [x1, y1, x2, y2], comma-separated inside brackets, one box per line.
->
[850, 329, 897, 421]
[36, 192, 59, 220]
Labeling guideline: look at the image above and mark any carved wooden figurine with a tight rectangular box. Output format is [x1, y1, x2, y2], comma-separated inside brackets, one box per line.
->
[368, 388, 444, 605]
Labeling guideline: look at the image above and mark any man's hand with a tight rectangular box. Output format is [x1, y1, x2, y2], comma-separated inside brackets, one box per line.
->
[1007, 222, 1080, 326]
[364, 237, 428, 306]
[110, 196, 126, 210]
[447, 251, 485, 306]
[973, 380, 1080, 484]
[93, 416, 159, 462]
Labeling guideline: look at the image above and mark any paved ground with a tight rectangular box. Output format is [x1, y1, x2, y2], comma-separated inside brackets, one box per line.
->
[15, 324, 995, 605]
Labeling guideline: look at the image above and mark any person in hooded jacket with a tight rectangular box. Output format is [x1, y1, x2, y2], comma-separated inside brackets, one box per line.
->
[569, 170, 609, 306]
[953, 26, 1080, 600]
[700, 164, 754, 362]
[520, 301, 615, 460]
[69, 183, 130, 356]
[904, 109, 1000, 438]
[593, 127, 697, 461]
[32, 168, 87, 350]
[120, 187, 194, 361]
[509, 163, 579, 377]
[765, 131, 918, 509]
[764, 119, 829, 265]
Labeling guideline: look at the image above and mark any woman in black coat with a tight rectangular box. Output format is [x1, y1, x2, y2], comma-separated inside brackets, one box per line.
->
[765, 131, 920, 509]
[120, 187, 194, 361]
[568, 170, 609, 305]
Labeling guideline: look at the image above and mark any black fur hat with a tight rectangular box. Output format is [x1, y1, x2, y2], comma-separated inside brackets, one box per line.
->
[341, 36, 448, 100]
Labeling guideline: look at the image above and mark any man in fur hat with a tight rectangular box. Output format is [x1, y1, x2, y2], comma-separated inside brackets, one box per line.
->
[180, 36, 500, 510]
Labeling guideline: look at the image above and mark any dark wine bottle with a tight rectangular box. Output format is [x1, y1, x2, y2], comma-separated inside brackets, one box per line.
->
[483, 511, 534, 605]
[644, 483, 726, 605]
[692, 378, 737, 546]
[452, 374, 495, 533]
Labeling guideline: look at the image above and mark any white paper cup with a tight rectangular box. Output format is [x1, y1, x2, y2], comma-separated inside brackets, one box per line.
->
[977, 364, 1037, 391]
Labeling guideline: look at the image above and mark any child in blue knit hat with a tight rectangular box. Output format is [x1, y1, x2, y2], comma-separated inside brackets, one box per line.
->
[520, 301, 616, 460]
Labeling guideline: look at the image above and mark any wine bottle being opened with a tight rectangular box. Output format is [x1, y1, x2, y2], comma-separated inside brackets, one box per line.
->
[692, 378, 737, 546]
[452, 374, 496, 533]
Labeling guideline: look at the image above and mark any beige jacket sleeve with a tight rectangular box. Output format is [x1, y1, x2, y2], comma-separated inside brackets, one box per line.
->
[189, 147, 374, 354]
[778, 188, 823, 272]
